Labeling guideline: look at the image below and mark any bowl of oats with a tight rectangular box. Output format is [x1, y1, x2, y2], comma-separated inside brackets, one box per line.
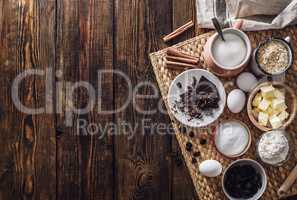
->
[252, 37, 293, 76]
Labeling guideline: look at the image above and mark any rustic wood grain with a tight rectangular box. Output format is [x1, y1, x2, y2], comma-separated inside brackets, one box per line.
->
[171, 1, 199, 200]
[113, 0, 175, 199]
[173, 0, 208, 39]
[0, 0, 203, 199]
[0, 0, 56, 199]
[55, 0, 114, 199]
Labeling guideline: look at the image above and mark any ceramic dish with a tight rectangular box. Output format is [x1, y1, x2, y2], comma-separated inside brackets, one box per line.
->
[167, 69, 226, 128]
[204, 27, 252, 77]
[222, 159, 267, 200]
[256, 130, 295, 167]
[247, 81, 296, 132]
[214, 120, 252, 158]
[251, 37, 293, 76]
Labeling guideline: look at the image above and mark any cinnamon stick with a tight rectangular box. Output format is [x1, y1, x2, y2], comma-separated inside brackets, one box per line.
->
[166, 56, 198, 65]
[163, 20, 194, 42]
[167, 47, 199, 62]
[278, 164, 297, 198]
[165, 61, 196, 69]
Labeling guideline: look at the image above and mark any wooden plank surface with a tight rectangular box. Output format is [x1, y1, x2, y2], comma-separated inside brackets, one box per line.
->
[113, 0, 173, 199]
[0, 0, 201, 199]
[171, 1, 198, 200]
[0, 0, 56, 199]
[1, 0, 296, 200]
[55, 0, 114, 199]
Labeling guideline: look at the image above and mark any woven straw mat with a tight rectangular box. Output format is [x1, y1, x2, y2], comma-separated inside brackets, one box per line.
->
[149, 27, 297, 200]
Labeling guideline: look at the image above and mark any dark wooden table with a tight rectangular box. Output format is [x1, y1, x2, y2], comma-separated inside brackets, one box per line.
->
[0, 0, 210, 199]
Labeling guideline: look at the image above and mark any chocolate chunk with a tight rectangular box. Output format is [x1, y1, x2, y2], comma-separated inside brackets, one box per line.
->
[173, 75, 220, 122]
[200, 139, 207, 145]
[185, 142, 192, 152]
[192, 77, 197, 87]
[189, 131, 195, 138]
[193, 152, 200, 157]
[176, 82, 182, 89]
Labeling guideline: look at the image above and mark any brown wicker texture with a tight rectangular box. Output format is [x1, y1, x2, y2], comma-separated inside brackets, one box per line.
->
[149, 27, 297, 200]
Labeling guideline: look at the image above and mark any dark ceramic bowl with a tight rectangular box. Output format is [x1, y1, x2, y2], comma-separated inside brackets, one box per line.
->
[253, 37, 293, 76]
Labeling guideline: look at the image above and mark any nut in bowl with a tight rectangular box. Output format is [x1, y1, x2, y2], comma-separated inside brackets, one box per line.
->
[247, 82, 296, 131]
[167, 69, 226, 128]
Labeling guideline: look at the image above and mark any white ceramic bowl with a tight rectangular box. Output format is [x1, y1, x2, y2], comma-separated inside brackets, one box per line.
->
[167, 69, 226, 128]
[222, 159, 267, 200]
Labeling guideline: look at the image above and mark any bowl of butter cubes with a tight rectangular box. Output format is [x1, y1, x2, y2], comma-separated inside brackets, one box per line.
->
[247, 82, 297, 131]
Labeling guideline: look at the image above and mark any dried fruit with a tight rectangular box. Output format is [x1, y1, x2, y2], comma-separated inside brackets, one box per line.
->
[186, 142, 193, 152]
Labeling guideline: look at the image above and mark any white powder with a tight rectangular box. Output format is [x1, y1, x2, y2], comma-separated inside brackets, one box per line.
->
[215, 121, 249, 157]
[258, 130, 289, 165]
[212, 32, 247, 68]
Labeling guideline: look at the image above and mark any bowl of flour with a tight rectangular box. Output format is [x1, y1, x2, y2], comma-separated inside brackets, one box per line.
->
[257, 130, 294, 166]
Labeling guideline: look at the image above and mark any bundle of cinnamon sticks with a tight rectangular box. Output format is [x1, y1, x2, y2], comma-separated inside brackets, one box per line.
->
[165, 47, 199, 70]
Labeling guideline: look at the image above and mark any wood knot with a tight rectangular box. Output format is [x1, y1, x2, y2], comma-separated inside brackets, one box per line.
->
[24, 115, 34, 144]
[24, 175, 34, 195]
[137, 168, 153, 188]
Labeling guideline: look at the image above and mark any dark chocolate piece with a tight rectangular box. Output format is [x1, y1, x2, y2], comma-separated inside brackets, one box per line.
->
[189, 131, 195, 138]
[193, 152, 200, 157]
[176, 82, 182, 89]
[186, 142, 192, 152]
[200, 139, 207, 145]
[173, 75, 220, 122]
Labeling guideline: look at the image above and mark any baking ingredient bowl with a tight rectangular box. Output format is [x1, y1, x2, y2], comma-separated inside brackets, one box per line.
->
[214, 120, 251, 158]
[167, 69, 226, 128]
[247, 81, 296, 131]
[252, 37, 293, 76]
[222, 159, 267, 200]
[256, 130, 294, 166]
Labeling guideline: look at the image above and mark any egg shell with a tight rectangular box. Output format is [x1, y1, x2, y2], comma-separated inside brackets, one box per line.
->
[227, 89, 246, 113]
[236, 72, 258, 92]
[199, 160, 222, 177]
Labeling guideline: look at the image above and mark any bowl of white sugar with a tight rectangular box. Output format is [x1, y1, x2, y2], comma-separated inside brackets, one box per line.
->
[214, 120, 252, 158]
[204, 27, 252, 77]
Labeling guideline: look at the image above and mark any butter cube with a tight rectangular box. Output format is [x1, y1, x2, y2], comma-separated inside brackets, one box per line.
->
[269, 115, 282, 129]
[279, 104, 287, 112]
[267, 107, 275, 116]
[274, 89, 285, 99]
[258, 112, 269, 126]
[272, 99, 286, 110]
[278, 111, 289, 121]
[267, 107, 283, 116]
[252, 93, 262, 107]
[258, 99, 271, 111]
[252, 108, 261, 118]
[261, 85, 275, 99]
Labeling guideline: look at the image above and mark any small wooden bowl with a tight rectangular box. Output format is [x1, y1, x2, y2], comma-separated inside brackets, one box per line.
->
[247, 82, 297, 132]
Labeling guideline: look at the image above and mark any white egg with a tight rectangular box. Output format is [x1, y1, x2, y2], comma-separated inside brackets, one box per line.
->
[227, 89, 246, 113]
[236, 72, 258, 92]
[199, 160, 222, 177]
